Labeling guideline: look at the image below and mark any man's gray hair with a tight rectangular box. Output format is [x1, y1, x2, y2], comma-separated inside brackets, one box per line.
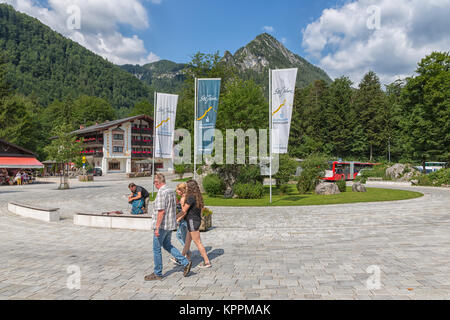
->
[155, 173, 166, 183]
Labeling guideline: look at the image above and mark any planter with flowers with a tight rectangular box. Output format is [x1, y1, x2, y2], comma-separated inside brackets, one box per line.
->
[200, 207, 213, 232]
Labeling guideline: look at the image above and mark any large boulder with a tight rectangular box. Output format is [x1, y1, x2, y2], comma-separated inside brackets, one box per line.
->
[352, 182, 367, 192]
[386, 163, 419, 181]
[315, 183, 340, 195]
[386, 164, 405, 179]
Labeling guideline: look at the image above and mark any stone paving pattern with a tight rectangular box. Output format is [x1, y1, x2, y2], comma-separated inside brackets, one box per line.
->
[0, 175, 449, 300]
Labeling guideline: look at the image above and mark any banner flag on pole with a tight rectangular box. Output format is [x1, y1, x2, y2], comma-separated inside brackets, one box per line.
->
[271, 68, 298, 154]
[154, 93, 178, 159]
[195, 78, 221, 155]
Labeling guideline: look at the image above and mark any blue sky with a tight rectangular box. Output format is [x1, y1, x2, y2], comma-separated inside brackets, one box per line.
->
[4, 0, 450, 84]
[128, 0, 346, 63]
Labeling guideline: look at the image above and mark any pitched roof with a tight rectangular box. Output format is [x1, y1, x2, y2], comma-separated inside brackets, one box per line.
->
[0, 139, 38, 157]
[72, 115, 153, 135]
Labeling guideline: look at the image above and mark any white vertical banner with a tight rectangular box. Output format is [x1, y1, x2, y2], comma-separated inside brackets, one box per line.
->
[271, 68, 297, 154]
[154, 93, 178, 159]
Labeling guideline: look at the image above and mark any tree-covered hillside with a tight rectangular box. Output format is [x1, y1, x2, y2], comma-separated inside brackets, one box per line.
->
[121, 60, 186, 94]
[0, 4, 151, 109]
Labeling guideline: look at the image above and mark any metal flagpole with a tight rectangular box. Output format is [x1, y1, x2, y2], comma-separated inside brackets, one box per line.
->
[152, 92, 156, 195]
[194, 78, 198, 181]
[269, 69, 272, 204]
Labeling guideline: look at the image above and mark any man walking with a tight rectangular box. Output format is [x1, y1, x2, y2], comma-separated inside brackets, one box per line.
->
[145, 173, 192, 280]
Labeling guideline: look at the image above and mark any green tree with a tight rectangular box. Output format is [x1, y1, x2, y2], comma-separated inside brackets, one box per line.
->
[400, 51, 450, 168]
[44, 122, 84, 189]
[384, 80, 405, 162]
[72, 95, 115, 127]
[324, 77, 356, 158]
[0, 95, 41, 153]
[0, 51, 12, 100]
[128, 100, 154, 117]
[353, 71, 386, 160]
[217, 78, 267, 131]
[290, 80, 329, 158]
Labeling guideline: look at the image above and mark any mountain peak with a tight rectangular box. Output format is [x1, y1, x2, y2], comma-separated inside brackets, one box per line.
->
[255, 32, 277, 41]
[225, 34, 332, 87]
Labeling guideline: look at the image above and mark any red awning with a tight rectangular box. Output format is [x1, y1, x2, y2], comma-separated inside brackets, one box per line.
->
[0, 157, 44, 169]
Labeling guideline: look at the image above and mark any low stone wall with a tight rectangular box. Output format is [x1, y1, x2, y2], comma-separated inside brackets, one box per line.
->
[74, 213, 152, 231]
[8, 202, 60, 222]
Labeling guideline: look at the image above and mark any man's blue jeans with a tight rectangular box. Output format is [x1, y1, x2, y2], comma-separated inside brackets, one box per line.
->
[176, 220, 188, 247]
[153, 229, 189, 277]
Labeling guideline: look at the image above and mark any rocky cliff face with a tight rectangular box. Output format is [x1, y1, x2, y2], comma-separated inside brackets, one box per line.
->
[121, 33, 332, 91]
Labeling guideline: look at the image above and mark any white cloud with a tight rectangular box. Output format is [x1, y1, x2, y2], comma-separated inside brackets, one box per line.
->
[281, 37, 287, 44]
[1, 0, 161, 65]
[301, 0, 450, 84]
[263, 26, 275, 33]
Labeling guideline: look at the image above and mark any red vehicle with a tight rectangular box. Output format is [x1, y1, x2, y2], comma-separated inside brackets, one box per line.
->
[322, 161, 379, 181]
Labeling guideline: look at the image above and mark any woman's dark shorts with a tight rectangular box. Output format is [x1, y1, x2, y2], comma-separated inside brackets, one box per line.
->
[186, 216, 202, 232]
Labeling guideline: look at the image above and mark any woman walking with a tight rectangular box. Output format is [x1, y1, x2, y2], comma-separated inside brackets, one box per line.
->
[180, 180, 211, 268]
[170, 183, 191, 265]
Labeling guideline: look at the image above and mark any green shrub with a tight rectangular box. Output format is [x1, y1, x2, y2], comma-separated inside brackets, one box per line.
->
[353, 175, 367, 184]
[336, 178, 346, 192]
[418, 169, 450, 186]
[296, 175, 311, 194]
[203, 174, 225, 196]
[237, 165, 264, 184]
[274, 155, 298, 187]
[279, 184, 290, 195]
[360, 164, 389, 179]
[296, 153, 329, 194]
[418, 175, 433, 186]
[234, 182, 264, 199]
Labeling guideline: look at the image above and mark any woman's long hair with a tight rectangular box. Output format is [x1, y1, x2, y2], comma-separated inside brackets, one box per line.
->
[186, 180, 204, 209]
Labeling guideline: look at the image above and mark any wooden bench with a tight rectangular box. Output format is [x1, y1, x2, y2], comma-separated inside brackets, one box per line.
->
[8, 202, 60, 222]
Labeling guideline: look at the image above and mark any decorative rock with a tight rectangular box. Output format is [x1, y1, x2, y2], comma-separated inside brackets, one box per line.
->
[352, 182, 367, 192]
[315, 183, 340, 195]
[386, 163, 419, 181]
[386, 164, 405, 179]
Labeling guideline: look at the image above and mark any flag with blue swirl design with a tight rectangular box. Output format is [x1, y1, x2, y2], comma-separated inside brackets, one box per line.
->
[195, 78, 221, 155]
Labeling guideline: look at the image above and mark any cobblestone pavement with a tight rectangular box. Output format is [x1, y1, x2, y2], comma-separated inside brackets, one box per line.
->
[0, 175, 449, 300]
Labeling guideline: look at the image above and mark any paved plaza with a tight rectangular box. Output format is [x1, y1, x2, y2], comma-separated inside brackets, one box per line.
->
[0, 175, 449, 300]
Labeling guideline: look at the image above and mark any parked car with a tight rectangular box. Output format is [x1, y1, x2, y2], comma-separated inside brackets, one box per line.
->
[87, 168, 102, 176]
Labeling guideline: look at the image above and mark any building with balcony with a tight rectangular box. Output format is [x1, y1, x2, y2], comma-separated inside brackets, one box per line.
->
[72, 115, 173, 174]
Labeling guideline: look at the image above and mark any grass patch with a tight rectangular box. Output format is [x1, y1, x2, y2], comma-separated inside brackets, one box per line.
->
[203, 185, 423, 207]
[172, 177, 193, 182]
